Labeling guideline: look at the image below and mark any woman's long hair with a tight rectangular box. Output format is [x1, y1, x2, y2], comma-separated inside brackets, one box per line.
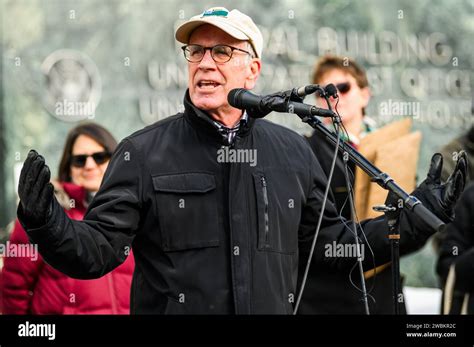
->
[58, 122, 117, 183]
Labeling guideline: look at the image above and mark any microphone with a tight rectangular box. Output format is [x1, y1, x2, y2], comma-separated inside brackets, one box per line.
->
[324, 84, 338, 98]
[228, 88, 336, 119]
[293, 84, 325, 99]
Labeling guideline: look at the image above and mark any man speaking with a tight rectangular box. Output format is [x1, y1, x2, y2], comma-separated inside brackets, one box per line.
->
[17, 7, 467, 314]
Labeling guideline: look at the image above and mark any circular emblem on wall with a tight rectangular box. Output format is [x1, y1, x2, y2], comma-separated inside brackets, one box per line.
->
[41, 49, 101, 122]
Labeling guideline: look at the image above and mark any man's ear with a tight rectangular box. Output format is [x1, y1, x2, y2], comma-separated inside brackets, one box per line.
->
[244, 58, 261, 89]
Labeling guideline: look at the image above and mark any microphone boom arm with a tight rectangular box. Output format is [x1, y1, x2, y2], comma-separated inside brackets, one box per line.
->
[298, 113, 445, 233]
[227, 87, 443, 231]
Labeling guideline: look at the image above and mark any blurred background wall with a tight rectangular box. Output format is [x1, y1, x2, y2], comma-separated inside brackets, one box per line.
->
[0, 0, 472, 287]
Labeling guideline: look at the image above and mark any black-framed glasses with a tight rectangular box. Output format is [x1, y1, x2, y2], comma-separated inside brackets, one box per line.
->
[181, 44, 253, 63]
[335, 82, 351, 94]
[70, 151, 111, 168]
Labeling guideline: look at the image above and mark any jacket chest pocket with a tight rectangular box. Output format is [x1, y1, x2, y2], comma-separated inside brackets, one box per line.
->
[152, 173, 220, 252]
[252, 171, 300, 254]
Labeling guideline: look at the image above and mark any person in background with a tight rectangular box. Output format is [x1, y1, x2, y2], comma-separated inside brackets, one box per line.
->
[437, 182, 474, 314]
[433, 109, 473, 312]
[2, 122, 135, 314]
[434, 124, 474, 251]
[440, 125, 474, 182]
[302, 55, 433, 314]
[307, 55, 375, 219]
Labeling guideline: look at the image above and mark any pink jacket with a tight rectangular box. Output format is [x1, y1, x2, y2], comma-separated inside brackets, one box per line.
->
[1, 182, 135, 314]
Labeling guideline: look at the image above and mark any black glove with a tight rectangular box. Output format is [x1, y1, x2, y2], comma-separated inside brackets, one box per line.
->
[413, 151, 468, 223]
[17, 150, 54, 228]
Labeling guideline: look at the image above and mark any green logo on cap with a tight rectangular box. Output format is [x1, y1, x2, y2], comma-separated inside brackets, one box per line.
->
[201, 7, 229, 18]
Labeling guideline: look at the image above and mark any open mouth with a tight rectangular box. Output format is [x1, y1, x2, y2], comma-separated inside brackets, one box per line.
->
[197, 80, 220, 89]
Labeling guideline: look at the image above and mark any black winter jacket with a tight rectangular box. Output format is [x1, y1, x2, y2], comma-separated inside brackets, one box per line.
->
[437, 183, 474, 314]
[20, 92, 435, 314]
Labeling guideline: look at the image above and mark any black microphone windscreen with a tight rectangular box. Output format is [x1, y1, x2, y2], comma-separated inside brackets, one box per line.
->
[325, 84, 338, 98]
[228, 88, 271, 118]
[228, 88, 246, 109]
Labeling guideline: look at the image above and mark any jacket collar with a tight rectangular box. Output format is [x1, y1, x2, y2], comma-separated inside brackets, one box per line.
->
[183, 89, 255, 145]
[61, 182, 89, 210]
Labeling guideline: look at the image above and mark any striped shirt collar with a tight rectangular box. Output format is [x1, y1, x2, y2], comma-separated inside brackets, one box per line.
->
[212, 112, 249, 146]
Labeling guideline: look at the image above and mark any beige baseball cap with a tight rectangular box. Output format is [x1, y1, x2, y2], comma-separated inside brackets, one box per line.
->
[175, 7, 263, 58]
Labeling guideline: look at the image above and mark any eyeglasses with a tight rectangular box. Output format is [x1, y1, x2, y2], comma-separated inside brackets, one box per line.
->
[70, 151, 111, 168]
[181, 44, 253, 63]
[317, 82, 352, 98]
[335, 82, 351, 94]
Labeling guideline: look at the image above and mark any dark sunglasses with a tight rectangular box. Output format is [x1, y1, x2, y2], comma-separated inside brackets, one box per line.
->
[318, 82, 352, 98]
[70, 151, 111, 168]
[335, 82, 351, 94]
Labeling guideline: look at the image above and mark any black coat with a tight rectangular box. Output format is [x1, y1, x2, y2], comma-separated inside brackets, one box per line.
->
[20, 92, 434, 314]
[302, 130, 407, 314]
[437, 183, 474, 314]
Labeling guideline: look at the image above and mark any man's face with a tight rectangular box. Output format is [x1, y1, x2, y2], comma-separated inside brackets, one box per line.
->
[187, 24, 261, 123]
[316, 69, 370, 125]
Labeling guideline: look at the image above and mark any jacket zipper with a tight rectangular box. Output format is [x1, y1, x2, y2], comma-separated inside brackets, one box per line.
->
[226, 140, 239, 313]
[261, 176, 269, 245]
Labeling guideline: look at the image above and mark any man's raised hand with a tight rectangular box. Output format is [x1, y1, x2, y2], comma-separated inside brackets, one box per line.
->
[18, 150, 54, 228]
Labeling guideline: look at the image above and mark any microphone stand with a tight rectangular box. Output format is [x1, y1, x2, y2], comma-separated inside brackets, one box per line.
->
[227, 87, 445, 314]
[292, 103, 445, 315]
[294, 113, 444, 230]
[324, 93, 370, 315]
[373, 192, 403, 314]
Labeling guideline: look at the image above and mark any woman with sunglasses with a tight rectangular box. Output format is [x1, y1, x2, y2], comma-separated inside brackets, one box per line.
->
[2, 122, 135, 314]
[302, 55, 406, 315]
[308, 55, 376, 228]
[312, 55, 375, 148]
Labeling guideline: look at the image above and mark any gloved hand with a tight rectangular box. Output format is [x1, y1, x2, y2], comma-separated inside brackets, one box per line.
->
[413, 151, 468, 223]
[17, 150, 54, 228]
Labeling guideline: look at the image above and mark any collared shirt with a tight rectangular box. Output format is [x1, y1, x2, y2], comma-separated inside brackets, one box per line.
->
[212, 112, 249, 145]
